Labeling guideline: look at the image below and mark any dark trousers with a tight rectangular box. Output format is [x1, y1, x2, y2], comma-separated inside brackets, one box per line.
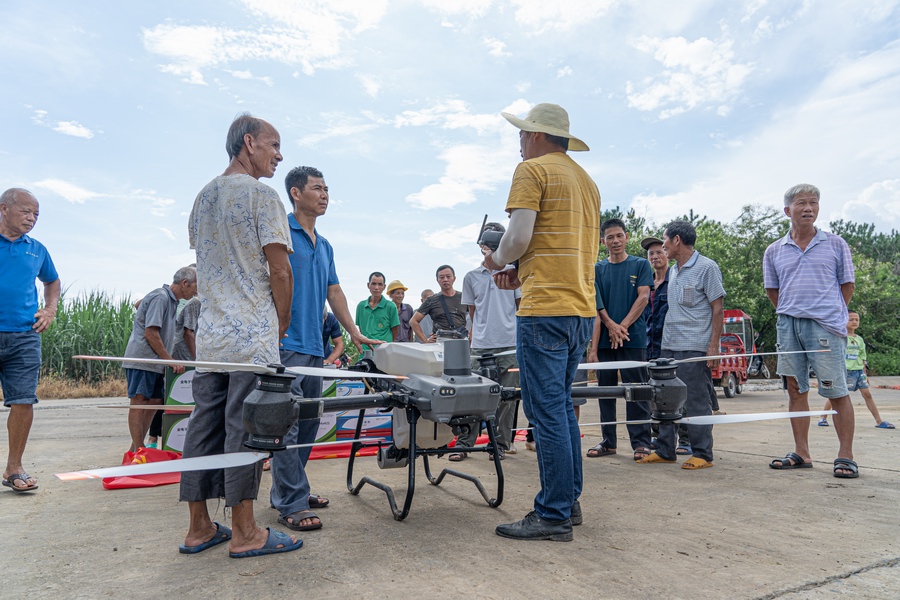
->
[596, 347, 651, 450]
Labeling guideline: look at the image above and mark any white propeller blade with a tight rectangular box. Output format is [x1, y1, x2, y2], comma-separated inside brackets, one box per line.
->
[56, 451, 266, 481]
[56, 437, 387, 481]
[673, 349, 828, 365]
[74, 355, 399, 380]
[96, 405, 194, 412]
[577, 360, 651, 371]
[679, 410, 835, 425]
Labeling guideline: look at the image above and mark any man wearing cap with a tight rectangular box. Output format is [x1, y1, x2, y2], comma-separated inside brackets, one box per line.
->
[642, 236, 691, 454]
[484, 103, 600, 542]
[356, 272, 400, 349]
[271, 165, 381, 532]
[387, 280, 414, 342]
[1, 188, 60, 493]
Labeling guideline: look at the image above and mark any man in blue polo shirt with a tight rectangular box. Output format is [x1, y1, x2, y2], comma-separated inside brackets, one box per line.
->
[271, 166, 381, 531]
[0, 188, 60, 492]
[586, 218, 653, 461]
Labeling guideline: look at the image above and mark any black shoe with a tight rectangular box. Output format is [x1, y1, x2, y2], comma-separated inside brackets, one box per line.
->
[571, 500, 582, 526]
[495, 511, 573, 542]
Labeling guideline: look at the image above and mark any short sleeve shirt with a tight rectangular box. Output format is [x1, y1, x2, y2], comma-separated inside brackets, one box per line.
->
[594, 255, 653, 349]
[282, 214, 339, 357]
[462, 266, 520, 349]
[322, 312, 342, 358]
[504, 152, 600, 317]
[123, 285, 179, 373]
[662, 251, 726, 352]
[172, 296, 201, 361]
[416, 291, 467, 331]
[763, 229, 854, 336]
[846, 334, 866, 370]
[189, 174, 292, 367]
[396, 303, 415, 342]
[356, 296, 400, 346]
[0, 234, 59, 332]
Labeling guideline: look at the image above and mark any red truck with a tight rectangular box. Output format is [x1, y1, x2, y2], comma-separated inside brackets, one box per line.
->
[711, 309, 766, 398]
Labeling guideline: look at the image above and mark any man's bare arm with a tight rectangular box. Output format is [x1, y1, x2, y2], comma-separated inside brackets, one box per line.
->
[619, 286, 650, 330]
[707, 297, 725, 367]
[841, 282, 855, 306]
[410, 311, 433, 344]
[484, 208, 536, 269]
[765, 288, 779, 309]
[263, 243, 293, 340]
[33, 278, 61, 333]
[144, 326, 184, 373]
[325, 336, 344, 365]
[184, 328, 196, 359]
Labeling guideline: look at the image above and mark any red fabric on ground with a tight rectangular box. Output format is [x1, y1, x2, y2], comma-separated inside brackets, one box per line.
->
[102, 447, 182, 489]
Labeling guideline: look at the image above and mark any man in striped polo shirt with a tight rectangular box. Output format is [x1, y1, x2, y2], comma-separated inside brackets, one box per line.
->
[639, 220, 724, 469]
[764, 183, 857, 478]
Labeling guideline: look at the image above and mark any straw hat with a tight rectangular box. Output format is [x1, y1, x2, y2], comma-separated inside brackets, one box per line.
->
[386, 280, 408, 294]
[501, 103, 589, 151]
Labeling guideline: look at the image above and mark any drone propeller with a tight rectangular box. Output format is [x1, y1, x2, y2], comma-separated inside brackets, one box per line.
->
[56, 437, 387, 481]
[577, 349, 827, 371]
[73, 355, 399, 380]
[96, 405, 194, 412]
[679, 410, 834, 425]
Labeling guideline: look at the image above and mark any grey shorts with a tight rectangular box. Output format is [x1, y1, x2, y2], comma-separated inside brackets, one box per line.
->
[776, 315, 849, 398]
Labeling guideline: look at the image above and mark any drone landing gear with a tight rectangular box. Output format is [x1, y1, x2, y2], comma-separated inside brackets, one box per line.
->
[346, 406, 505, 521]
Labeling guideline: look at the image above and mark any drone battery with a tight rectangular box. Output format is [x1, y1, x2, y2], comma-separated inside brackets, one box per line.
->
[391, 407, 455, 450]
[373, 342, 445, 377]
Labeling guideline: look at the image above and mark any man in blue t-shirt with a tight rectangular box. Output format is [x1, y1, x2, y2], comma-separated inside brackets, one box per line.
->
[270, 166, 381, 532]
[586, 219, 653, 461]
[0, 188, 60, 492]
[321, 311, 344, 366]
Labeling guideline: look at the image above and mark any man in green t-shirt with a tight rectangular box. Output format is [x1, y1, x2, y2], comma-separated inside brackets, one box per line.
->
[355, 272, 399, 349]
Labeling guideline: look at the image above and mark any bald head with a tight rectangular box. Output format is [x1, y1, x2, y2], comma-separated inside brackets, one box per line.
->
[0, 188, 37, 208]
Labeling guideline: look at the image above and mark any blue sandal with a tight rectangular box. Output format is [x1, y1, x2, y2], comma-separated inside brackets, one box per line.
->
[179, 522, 232, 554]
[875, 421, 895, 429]
[229, 528, 303, 558]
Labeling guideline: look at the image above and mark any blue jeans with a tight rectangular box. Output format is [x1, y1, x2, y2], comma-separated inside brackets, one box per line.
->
[517, 316, 593, 522]
[0, 331, 41, 406]
[270, 350, 323, 517]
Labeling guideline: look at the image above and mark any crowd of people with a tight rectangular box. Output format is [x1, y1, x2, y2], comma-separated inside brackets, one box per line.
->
[0, 103, 893, 553]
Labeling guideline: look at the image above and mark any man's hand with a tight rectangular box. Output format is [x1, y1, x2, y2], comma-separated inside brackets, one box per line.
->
[587, 349, 598, 363]
[349, 331, 382, 352]
[607, 322, 630, 349]
[482, 250, 504, 272]
[492, 267, 521, 290]
[170, 364, 186, 374]
[32, 305, 57, 333]
[706, 343, 721, 368]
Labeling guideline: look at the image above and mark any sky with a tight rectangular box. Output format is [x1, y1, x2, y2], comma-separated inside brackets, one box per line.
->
[2, 0, 899, 308]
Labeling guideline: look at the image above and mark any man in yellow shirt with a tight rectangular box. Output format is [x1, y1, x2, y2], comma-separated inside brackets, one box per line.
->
[485, 103, 600, 541]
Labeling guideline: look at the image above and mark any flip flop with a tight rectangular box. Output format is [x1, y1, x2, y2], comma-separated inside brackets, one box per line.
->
[769, 452, 812, 469]
[278, 510, 322, 531]
[308, 494, 330, 509]
[676, 445, 693, 455]
[633, 447, 651, 462]
[818, 418, 829, 427]
[229, 528, 303, 558]
[448, 452, 468, 462]
[2, 473, 38, 492]
[875, 421, 895, 429]
[637, 452, 676, 464]
[179, 522, 232, 554]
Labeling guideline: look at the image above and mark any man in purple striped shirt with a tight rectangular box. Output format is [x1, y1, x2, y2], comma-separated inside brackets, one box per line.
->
[763, 183, 858, 478]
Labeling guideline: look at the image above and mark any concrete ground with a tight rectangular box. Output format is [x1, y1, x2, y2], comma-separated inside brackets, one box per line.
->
[1, 380, 898, 599]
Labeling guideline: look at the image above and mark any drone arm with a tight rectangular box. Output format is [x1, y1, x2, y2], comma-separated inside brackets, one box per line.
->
[298, 392, 394, 417]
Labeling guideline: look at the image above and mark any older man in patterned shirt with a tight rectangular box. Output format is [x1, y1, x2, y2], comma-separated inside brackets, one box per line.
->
[178, 114, 302, 558]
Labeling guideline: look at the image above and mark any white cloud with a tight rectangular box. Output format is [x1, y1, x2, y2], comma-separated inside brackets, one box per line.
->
[297, 111, 386, 146]
[626, 34, 753, 119]
[227, 69, 274, 86]
[515, 81, 530, 93]
[31, 110, 96, 139]
[483, 36, 511, 57]
[32, 179, 99, 204]
[838, 180, 900, 226]
[420, 0, 617, 32]
[557, 65, 573, 78]
[419, 0, 494, 18]
[628, 41, 900, 231]
[356, 73, 381, 97]
[159, 227, 176, 241]
[143, 0, 389, 83]
[421, 222, 484, 250]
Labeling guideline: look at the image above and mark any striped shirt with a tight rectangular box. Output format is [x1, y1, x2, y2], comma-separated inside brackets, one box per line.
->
[505, 152, 600, 317]
[763, 229, 854, 336]
[662, 251, 726, 352]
